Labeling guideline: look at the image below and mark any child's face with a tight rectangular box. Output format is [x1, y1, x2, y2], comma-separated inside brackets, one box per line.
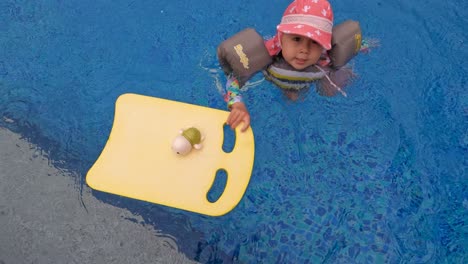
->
[280, 33, 323, 70]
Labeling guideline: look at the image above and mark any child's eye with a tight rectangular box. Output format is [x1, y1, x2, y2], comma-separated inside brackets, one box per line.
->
[292, 36, 301, 42]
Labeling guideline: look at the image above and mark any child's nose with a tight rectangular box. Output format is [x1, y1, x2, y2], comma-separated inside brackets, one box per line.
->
[299, 43, 309, 53]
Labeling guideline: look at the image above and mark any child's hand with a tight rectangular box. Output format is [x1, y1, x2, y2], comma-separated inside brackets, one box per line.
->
[227, 102, 250, 132]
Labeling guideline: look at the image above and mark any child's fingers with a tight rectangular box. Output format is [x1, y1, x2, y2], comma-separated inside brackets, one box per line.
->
[226, 111, 238, 125]
[227, 108, 250, 131]
[233, 114, 250, 132]
[231, 115, 242, 130]
[227, 111, 240, 129]
[240, 116, 250, 132]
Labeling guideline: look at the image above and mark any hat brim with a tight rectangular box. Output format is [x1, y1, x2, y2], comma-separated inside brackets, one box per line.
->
[277, 24, 332, 50]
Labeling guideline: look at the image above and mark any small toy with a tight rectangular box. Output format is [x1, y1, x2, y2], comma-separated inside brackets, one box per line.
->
[172, 127, 204, 155]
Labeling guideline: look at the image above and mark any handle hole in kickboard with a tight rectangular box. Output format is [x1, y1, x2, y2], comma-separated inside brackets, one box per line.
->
[207, 169, 228, 203]
[222, 123, 236, 153]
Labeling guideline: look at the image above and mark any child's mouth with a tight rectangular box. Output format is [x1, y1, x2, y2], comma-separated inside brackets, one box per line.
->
[295, 58, 306, 65]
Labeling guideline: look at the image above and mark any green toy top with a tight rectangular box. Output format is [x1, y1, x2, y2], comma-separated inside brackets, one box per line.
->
[182, 127, 202, 146]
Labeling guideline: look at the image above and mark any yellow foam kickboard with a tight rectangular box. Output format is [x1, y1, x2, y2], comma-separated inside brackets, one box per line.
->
[86, 93, 255, 216]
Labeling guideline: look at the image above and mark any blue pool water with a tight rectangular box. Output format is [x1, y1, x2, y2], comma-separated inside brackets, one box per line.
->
[1, 0, 466, 263]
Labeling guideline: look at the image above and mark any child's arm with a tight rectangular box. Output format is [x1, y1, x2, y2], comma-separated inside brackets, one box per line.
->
[217, 28, 272, 131]
[224, 76, 243, 108]
[224, 76, 250, 131]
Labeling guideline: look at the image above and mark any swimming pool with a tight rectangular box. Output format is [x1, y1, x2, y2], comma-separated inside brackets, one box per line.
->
[1, 0, 466, 263]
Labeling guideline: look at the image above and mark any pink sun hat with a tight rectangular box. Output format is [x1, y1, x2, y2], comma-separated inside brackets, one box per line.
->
[276, 0, 334, 50]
